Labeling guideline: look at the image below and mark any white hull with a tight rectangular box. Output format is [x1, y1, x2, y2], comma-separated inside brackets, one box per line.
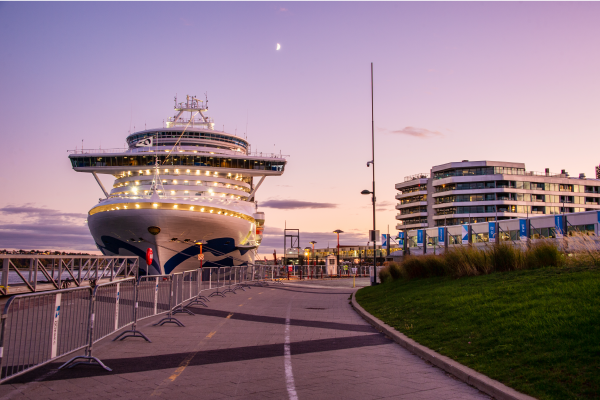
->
[88, 199, 257, 274]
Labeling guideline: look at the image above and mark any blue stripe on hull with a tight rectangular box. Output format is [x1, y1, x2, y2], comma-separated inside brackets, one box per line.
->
[95, 235, 253, 275]
[164, 237, 253, 274]
[95, 235, 159, 275]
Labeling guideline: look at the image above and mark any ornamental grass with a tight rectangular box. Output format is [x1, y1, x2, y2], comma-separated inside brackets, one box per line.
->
[382, 234, 600, 281]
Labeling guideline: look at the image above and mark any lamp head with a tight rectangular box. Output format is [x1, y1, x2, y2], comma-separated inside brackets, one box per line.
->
[310, 241, 317, 245]
[333, 229, 344, 234]
[361, 190, 372, 195]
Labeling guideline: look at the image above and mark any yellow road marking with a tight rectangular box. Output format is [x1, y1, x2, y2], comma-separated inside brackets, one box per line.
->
[259, 292, 263, 294]
[239, 304, 243, 307]
[151, 312, 234, 396]
[248, 297, 252, 300]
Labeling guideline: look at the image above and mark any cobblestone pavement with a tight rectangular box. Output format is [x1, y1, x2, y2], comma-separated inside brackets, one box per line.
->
[0, 283, 490, 400]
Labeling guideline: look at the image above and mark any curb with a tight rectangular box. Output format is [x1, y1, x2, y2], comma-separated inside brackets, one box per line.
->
[351, 293, 536, 400]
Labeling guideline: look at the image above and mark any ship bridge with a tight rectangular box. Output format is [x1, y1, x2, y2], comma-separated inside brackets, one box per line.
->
[67, 95, 287, 203]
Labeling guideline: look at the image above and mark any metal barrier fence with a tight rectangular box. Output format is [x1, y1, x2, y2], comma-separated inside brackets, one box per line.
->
[0, 265, 279, 383]
[258, 265, 375, 280]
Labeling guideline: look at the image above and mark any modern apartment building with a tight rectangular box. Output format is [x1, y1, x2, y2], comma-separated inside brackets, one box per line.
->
[396, 161, 600, 230]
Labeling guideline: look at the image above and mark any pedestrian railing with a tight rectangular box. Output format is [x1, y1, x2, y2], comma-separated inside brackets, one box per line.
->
[0, 255, 139, 295]
[0, 264, 279, 383]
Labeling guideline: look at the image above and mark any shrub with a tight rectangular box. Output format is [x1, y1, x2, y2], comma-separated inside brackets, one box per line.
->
[378, 266, 392, 283]
[401, 256, 428, 279]
[525, 241, 562, 269]
[422, 255, 446, 277]
[388, 262, 402, 280]
[489, 242, 522, 272]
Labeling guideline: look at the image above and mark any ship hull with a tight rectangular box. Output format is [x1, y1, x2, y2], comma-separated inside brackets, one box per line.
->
[88, 203, 256, 275]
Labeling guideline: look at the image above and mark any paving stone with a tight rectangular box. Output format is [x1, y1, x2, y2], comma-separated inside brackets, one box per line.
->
[0, 282, 489, 399]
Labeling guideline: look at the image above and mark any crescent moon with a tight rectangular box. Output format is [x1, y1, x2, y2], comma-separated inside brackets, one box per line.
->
[276, 43, 281, 51]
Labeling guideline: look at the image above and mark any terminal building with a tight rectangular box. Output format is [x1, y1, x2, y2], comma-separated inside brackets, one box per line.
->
[396, 160, 600, 231]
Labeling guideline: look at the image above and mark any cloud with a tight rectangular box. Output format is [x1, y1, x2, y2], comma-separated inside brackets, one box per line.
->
[375, 200, 396, 212]
[380, 126, 443, 139]
[0, 206, 86, 220]
[0, 205, 96, 251]
[279, 7, 288, 12]
[259, 200, 337, 209]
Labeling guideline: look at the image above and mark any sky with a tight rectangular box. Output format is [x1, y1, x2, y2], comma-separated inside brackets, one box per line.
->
[1, 2, 600, 257]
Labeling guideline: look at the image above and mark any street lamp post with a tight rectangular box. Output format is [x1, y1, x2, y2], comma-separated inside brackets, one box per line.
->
[310, 241, 317, 279]
[361, 62, 377, 286]
[333, 230, 343, 276]
[304, 247, 311, 280]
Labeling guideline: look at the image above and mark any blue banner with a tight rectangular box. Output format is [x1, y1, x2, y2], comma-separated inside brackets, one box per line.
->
[417, 230, 424, 246]
[397, 232, 404, 246]
[488, 223, 496, 243]
[381, 234, 388, 247]
[519, 219, 528, 241]
[555, 215, 564, 238]
[461, 225, 469, 244]
[438, 227, 445, 244]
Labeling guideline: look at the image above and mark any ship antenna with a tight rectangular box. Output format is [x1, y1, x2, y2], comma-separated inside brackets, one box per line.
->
[245, 110, 248, 140]
[129, 103, 133, 135]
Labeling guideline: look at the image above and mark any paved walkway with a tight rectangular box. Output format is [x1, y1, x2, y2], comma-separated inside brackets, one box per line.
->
[286, 277, 372, 288]
[0, 283, 489, 400]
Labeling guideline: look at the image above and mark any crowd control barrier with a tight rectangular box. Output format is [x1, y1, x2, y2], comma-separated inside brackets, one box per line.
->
[0, 287, 93, 381]
[0, 265, 282, 383]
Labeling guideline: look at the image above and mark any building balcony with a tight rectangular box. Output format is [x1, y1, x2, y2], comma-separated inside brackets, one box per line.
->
[396, 201, 428, 210]
[396, 222, 428, 230]
[396, 212, 428, 219]
[395, 178, 428, 191]
[396, 190, 427, 200]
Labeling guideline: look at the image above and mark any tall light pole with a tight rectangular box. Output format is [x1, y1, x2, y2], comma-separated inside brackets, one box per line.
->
[361, 62, 377, 286]
[310, 241, 317, 278]
[304, 247, 311, 280]
[333, 230, 343, 273]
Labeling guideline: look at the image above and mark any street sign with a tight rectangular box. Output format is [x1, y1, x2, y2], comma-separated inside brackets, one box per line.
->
[197, 254, 204, 261]
[369, 230, 380, 242]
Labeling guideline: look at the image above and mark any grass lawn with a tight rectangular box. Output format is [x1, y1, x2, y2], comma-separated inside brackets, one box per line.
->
[355, 265, 600, 400]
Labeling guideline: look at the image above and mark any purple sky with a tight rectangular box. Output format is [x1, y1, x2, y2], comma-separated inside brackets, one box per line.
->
[1, 2, 600, 256]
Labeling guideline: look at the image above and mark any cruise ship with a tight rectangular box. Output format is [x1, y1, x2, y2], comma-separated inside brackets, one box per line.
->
[68, 95, 286, 275]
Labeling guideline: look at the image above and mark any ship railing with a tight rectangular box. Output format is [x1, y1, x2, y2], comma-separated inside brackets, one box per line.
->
[67, 148, 129, 154]
[0, 255, 139, 296]
[105, 195, 243, 203]
[246, 151, 289, 159]
[0, 265, 281, 383]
